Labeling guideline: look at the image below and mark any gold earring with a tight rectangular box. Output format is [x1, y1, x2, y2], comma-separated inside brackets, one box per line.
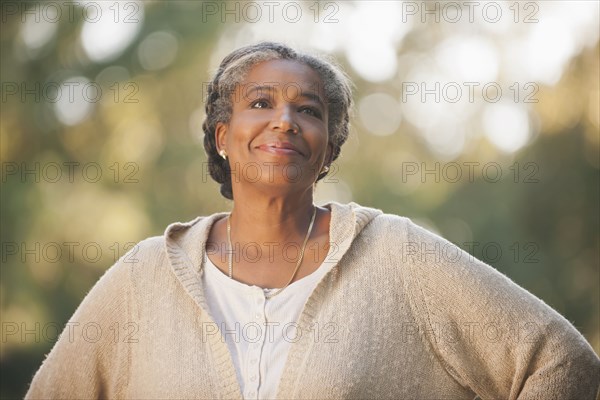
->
[219, 149, 227, 160]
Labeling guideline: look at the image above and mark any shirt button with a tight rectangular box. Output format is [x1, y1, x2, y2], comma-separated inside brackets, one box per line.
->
[255, 313, 262, 319]
[250, 375, 257, 382]
[250, 358, 258, 364]
[247, 392, 256, 398]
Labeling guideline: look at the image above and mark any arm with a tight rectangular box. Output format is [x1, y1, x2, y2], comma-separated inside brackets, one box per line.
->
[25, 252, 136, 399]
[403, 220, 600, 399]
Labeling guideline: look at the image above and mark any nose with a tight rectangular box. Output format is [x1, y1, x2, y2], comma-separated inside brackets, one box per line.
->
[270, 106, 299, 134]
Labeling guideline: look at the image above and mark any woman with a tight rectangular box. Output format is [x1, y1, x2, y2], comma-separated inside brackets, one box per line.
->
[27, 42, 599, 399]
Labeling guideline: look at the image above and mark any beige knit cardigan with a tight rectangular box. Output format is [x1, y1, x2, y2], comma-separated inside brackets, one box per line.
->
[26, 201, 600, 399]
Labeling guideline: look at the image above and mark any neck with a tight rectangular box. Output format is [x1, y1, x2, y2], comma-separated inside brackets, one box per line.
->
[228, 186, 317, 247]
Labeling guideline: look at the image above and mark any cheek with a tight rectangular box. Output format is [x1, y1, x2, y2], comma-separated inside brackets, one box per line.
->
[307, 135, 330, 161]
[229, 112, 268, 138]
[227, 118, 257, 144]
[309, 122, 330, 145]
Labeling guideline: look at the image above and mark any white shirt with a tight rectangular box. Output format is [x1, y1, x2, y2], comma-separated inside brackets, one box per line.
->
[201, 245, 333, 400]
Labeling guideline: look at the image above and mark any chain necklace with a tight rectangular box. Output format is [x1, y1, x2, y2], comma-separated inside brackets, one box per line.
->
[226, 206, 317, 299]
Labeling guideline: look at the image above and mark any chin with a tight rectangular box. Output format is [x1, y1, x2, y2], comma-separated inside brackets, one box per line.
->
[234, 160, 317, 185]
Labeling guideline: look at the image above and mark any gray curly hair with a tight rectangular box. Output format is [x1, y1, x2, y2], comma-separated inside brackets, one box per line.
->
[202, 42, 354, 200]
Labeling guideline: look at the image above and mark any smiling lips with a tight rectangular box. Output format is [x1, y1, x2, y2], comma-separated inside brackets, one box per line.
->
[257, 142, 304, 156]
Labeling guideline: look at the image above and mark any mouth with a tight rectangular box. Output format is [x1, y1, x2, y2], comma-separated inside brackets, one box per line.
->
[256, 142, 304, 156]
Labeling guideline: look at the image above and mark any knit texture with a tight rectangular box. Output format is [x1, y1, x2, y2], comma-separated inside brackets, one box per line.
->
[26, 201, 600, 399]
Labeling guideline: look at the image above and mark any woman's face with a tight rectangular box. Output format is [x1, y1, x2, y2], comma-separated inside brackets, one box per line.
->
[216, 59, 331, 195]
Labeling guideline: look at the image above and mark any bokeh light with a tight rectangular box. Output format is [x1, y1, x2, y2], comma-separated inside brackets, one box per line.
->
[80, 1, 144, 63]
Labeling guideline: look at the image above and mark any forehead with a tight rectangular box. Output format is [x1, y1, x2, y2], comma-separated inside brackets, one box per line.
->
[239, 59, 326, 101]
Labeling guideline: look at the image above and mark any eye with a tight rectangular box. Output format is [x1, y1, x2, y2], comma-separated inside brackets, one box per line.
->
[250, 99, 270, 109]
[299, 106, 322, 118]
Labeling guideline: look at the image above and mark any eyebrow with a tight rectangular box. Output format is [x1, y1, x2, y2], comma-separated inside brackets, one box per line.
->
[244, 84, 326, 109]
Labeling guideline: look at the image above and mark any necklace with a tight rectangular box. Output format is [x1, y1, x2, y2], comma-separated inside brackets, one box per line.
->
[226, 206, 317, 299]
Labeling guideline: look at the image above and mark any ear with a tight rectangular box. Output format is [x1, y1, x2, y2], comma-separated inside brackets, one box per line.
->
[215, 122, 227, 152]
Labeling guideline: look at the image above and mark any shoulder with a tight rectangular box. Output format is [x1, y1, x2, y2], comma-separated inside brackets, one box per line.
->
[121, 214, 211, 263]
[126, 234, 166, 259]
[93, 235, 167, 290]
[366, 211, 487, 272]
[109, 215, 207, 276]
[357, 210, 490, 284]
[362, 210, 434, 244]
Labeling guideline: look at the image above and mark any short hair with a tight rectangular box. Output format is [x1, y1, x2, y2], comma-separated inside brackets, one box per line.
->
[202, 41, 354, 200]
